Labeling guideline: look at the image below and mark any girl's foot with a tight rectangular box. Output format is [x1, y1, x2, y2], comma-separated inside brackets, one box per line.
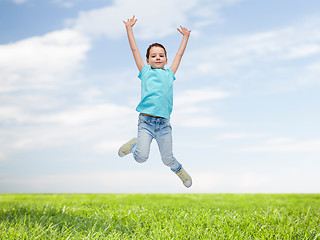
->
[175, 168, 192, 188]
[118, 137, 137, 157]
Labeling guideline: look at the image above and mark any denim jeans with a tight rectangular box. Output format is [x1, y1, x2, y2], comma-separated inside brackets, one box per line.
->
[130, 114, 182, 173]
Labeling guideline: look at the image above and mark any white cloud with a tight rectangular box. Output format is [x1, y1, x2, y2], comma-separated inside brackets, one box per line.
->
[235, 139, 320, 153]
[0, 103, 136, 154]
[306, 61, 320, 71]
[217, 133, 267, 140]
[184, 17, 320, 83]
[36, 104, 132, 126]
[0, 29, 90, 92]
[11, 0, 27, 4]
[172, 88, 230, 128]
[175, 116, 226, 128]
[0, 106, 27, 123]
[174, 89, 230, 107]
[0, 103, 132, 125]
[0, 151, 4, 162]
[285, 44, 320, 59]
[265, 138, 294, 145]
[93, 139, 125, 154]
[52, 0, 74, 8]
[67, 0, 194, 39]
[295, 60, 320, 85]
[67, 0, 240, 39]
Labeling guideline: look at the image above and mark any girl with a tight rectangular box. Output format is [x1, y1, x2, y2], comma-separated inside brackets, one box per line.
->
[118, 16, 192, 188]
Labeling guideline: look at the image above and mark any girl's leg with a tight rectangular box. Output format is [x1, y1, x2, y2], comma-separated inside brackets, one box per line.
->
[131, 120, 153, 163]
[155, 121, 182, 172]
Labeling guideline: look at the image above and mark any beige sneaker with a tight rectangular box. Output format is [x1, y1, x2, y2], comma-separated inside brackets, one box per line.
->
[118, 137, 137, 157]
[175, 168, 192, 188]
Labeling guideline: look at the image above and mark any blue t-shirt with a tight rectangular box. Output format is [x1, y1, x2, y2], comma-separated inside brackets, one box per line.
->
[136, 65, 176, 119]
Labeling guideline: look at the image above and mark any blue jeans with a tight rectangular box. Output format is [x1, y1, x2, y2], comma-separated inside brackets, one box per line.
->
[130, 114, 182, 173]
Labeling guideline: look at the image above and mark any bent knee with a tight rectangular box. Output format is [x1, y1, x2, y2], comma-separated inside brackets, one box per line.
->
[133, 153, 149, 163]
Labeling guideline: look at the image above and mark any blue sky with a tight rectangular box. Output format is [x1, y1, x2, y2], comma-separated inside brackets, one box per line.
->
[1, 0, 319, 193]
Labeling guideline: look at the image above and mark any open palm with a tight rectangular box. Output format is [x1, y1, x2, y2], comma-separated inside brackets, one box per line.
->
[123, 15, 137, 28]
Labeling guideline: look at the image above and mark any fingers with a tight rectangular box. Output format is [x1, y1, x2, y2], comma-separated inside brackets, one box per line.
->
[180, 26, 190, 31]
[130, 15, 137, 23]
[177, 26, 191, 35]
[123, 15, 138, 27]
[123, 15, 137, 23]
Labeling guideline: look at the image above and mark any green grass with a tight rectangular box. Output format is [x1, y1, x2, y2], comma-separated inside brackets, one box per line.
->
[0, 194, 319, 239]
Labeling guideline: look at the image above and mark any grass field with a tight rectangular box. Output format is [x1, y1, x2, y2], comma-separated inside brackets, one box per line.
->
[0, 194, 319, 239]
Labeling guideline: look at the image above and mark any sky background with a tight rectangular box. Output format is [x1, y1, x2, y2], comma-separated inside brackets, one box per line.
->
[1, 0, 319, 193]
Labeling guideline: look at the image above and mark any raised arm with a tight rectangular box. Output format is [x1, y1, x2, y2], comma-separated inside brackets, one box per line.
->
[123, 16, 144, 72]
[170, 26, 191, 75]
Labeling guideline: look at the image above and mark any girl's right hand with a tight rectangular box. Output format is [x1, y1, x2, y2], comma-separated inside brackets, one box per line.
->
[123, 15, 137, 28]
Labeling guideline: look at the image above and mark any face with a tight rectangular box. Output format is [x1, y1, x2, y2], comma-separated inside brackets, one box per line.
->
[146, 46, 167, 69]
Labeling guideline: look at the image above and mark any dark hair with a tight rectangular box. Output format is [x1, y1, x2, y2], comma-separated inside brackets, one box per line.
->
[146, 43, 167, 59]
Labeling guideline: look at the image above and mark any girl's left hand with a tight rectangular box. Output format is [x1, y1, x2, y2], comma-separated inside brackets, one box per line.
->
[177, 26, 191, 37]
